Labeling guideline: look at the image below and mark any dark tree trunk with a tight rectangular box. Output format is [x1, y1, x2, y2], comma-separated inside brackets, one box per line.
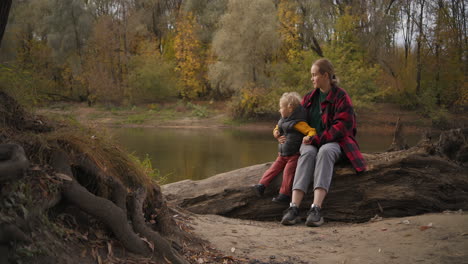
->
[0, 0, 12, 47]
[415, 0, 425, 95]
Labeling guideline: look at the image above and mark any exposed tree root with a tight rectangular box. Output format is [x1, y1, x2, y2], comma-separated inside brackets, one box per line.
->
[61, 179, 153, 255]
[49, 149, 190, 263]
[130, 188, 189, 264]
[0, 144, 29, 182]
[109, 177, 128, 213]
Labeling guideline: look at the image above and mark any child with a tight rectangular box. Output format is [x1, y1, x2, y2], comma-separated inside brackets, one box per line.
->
[253, 92, 316, 203]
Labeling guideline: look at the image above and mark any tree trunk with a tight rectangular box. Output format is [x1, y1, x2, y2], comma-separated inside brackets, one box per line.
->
[162, 129, 468, 223]
[0, 0, 12, 47]
[415, 0, 425, 95]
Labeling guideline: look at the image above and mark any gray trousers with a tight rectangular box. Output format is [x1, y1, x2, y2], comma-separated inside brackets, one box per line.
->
[292, 142, 342, 193]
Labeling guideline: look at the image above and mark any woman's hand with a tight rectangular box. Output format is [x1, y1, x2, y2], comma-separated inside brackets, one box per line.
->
[303, 136, 312, 144]
[277, 136, 286, 144]
[273, 129, 286, 143]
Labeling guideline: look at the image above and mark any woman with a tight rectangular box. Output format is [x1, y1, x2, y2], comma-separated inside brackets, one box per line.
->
[275, 58, 366, 227]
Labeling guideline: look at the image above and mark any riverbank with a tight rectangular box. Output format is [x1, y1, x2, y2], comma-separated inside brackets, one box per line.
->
[35, 101, 467, 134]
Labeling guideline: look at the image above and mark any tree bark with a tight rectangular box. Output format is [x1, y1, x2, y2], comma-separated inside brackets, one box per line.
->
[162, 129, 468, 222]
[415, 0, 425, 95]
[0, 0, 12, 47]
[129, 188, 189, 264]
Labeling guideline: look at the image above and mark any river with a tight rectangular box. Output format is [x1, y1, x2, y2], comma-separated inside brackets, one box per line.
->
[110, 127, 421, 184]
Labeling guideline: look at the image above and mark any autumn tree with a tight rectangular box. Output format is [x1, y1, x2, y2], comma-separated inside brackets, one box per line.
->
[174, 11, 206, 99]
[82, 15, 123, 105]
[277, 0, 301, 62]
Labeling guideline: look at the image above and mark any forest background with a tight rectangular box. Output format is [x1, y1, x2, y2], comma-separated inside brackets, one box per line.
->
[0, 0, 466, 123]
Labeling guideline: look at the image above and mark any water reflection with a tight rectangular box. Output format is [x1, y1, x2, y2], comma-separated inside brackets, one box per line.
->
[110, 127, 420, 184]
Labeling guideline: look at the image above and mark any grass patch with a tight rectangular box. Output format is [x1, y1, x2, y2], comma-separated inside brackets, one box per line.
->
[124, 113, 149, 124]
[186, 102, 210, 118]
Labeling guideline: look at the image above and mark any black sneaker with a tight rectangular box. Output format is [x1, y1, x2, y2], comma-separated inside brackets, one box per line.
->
[305, 205, 324, 227]
[280, 206, 300, 225]
[272, 193, 291, 204]
[253, 184, 265, 197]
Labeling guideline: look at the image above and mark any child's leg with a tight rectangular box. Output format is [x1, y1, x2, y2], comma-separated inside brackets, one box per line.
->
[259, 155, 287, 187]
[279, 154, 299, 197]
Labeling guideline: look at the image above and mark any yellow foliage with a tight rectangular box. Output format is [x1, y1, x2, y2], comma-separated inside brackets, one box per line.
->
[277, 0, 302, 62]
[174, 12, 206, 99]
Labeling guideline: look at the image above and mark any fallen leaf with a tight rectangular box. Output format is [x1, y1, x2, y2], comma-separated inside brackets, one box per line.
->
[55, 173, 73, 181]
[381, 228, 387, 231]
[419, 223, 433, 231]
[197, 258, 205, 264]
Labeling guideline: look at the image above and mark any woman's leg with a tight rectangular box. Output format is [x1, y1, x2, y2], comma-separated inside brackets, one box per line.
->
[306, 142, 342, 227]
[291, 144, 318, 205]
[313, 142, 342, 205]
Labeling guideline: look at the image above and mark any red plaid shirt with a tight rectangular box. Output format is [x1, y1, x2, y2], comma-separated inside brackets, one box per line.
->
[301, 85, 367, 172]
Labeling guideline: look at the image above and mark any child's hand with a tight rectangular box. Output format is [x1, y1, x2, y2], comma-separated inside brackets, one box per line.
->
[303, 136, 312, 144]
[273, 129, 280, 139]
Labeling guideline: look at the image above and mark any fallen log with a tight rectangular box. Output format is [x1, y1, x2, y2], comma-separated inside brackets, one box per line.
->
[162, 129, 468, 222]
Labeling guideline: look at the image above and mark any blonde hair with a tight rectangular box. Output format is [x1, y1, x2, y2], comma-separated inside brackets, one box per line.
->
[313, 58, 339, 85]
[279, 92, 302, 109]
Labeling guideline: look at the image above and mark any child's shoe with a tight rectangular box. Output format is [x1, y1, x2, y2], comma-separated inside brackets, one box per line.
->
[272, 193, 291, 204]
[253, 184, 265, 197]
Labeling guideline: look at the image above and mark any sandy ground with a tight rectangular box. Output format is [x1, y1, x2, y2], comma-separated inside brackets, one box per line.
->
[189, 212, 468, 264]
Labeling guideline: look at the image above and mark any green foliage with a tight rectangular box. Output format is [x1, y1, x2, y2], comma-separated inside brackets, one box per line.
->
[430, 108, 451, 129]
[124, 113, 148, 124]
[128, 40, 180, 104]
[0, 64, 57, 106]
[209, 0, 280, 95]
[129, 153, 166, 184]
[272, 50, 319, 93]
[325, 11, 381, 102]
[186, 102, 210, 118]
[229, 84, 270, 119]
